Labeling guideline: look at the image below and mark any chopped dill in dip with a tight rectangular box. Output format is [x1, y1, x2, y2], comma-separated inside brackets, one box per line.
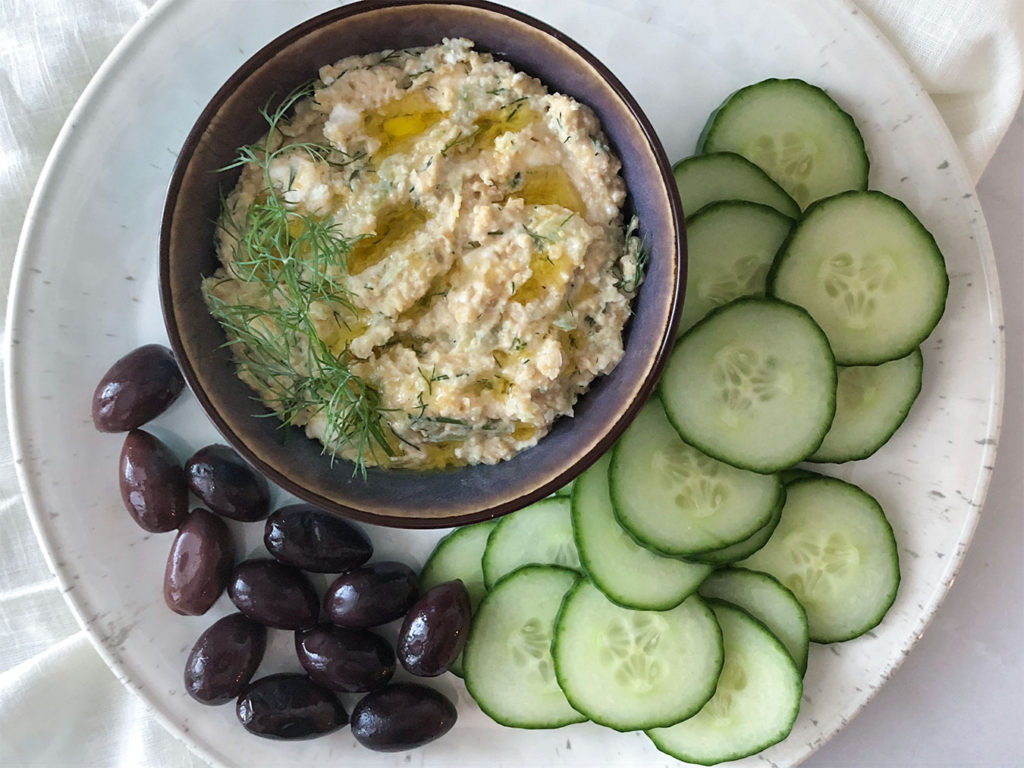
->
[204, 38, 644, 472]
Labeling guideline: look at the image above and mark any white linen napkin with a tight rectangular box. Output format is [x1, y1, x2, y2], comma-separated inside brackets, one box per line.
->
[0, 0, 1021, 766]
[858, 0, 1024, 180]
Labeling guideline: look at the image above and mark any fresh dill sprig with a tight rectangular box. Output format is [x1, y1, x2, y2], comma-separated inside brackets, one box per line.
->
[207, 290, 395, 475]
[614, 214, 648, 294]
[211, 83, 392, 475]
[503, 96, 528, 122]
[441, 128, 479, 158]
[523, 224, 552, 250]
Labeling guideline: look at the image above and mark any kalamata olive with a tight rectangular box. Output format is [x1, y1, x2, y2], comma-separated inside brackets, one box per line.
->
[295, 625, 395, 693]
[118, 429, 188, 533]
[264, 504, 373, 573]
[184, 613, 266, 705]
[185, 444, 270, 522]
[397, 580, 471, 677]
[228, 558, 318, 630]
[92, 344, 184, 432]
[236, 673, 347, 740]
[164, 509, 234, 616]
[324, 561, 418, 628]
[350, 682, 457, 752]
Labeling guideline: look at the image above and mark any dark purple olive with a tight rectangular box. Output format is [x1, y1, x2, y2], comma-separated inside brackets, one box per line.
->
[264, 504, 373, 573]
[164, 509, 234, 616]
[185, 613, 266, 705]
[185, 444, 270, 522]
[295, 625, 395, 693]
[118, 429, 188, 533]
[397, 580, 471, 677]
[236, 673, 347, 740]
[228, 558, 318, 630]
[350, 682, 457, 752]
[324, 561, 418, 628]
[92, 344, 184, 432]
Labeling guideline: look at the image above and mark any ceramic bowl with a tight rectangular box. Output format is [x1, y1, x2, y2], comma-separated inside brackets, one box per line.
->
[160, 0, 684, 528]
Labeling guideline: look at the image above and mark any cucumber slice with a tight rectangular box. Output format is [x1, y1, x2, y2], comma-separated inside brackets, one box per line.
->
[685, 493, 783, 566]
[421, 520, 497, 610]
[678, 201, 794, 337]
[779, 467, 820, 485]
[572, 451, 713, 610]
[552, 478, 576, 498]
[672, 152, 800, 219]
[698, 78, 869, 209]
[769, 191, 948, 365]
[737, 476, 900, 642]
[553, 581, 723, 731]
[463, 565, 585, 729]
[482, 497, 579, 589]
[660, 297, 837, 473]
[646, 600, 802, 765]
[420, 519, 497, 677]
[698, 567, 809, 675]
[610, 400, 783, 555]
[808, 348, 923, 462]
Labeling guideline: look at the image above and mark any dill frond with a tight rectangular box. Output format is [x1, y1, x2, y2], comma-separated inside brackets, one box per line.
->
[210, 83, 391, 475]
[614, 214, 648, 294]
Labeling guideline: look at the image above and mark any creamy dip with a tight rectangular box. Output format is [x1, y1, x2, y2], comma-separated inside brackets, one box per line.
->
[205, 38, 642, 470]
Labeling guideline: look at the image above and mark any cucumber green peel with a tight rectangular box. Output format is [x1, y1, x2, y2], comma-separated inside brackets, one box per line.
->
[673, 152, 800, 218]
[738, 476, 900, 642]
[768, 191, 947, 365]
[698, 78, 869, 209]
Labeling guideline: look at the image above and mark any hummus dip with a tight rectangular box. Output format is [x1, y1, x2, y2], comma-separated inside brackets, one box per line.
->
[204, 38, 643, 470]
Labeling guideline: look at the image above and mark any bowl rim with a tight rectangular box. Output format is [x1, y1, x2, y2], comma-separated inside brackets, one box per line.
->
[159, 0, 685, 528]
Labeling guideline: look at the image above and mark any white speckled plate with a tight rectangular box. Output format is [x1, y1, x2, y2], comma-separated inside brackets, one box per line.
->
[6, 0, 1003, 766]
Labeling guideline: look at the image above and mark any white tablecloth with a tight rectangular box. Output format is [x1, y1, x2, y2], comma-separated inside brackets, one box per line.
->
[1, 1, 1022, 766]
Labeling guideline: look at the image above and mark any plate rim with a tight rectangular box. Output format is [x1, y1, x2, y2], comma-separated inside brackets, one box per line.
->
[3, 1, 1006, 767]
[3, 1, 241, 766]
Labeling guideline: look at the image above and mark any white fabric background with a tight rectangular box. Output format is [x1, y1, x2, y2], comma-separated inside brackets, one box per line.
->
[0, 1, 1021, 766]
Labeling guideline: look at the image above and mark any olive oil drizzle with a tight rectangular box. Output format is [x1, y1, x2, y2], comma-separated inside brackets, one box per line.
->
[208, 57, 647, 472]
[365, 89, 445, 159]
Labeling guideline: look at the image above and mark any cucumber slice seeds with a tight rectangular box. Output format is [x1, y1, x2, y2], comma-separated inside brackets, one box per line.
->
[677, 200, 794, 337]
[463, 565, 585, 729]
[769, 191, 948, 365]
[738, 476, 900, 643]
[661, 297, 837, 473]
[611, 400, 783, 555]
[698, 78, 869, 209]
[553, 582, 723, 731]
[573, 451, 713, 610]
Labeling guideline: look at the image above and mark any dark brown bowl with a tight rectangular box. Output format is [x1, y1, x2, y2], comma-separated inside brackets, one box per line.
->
[160, 0, 685, 528]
